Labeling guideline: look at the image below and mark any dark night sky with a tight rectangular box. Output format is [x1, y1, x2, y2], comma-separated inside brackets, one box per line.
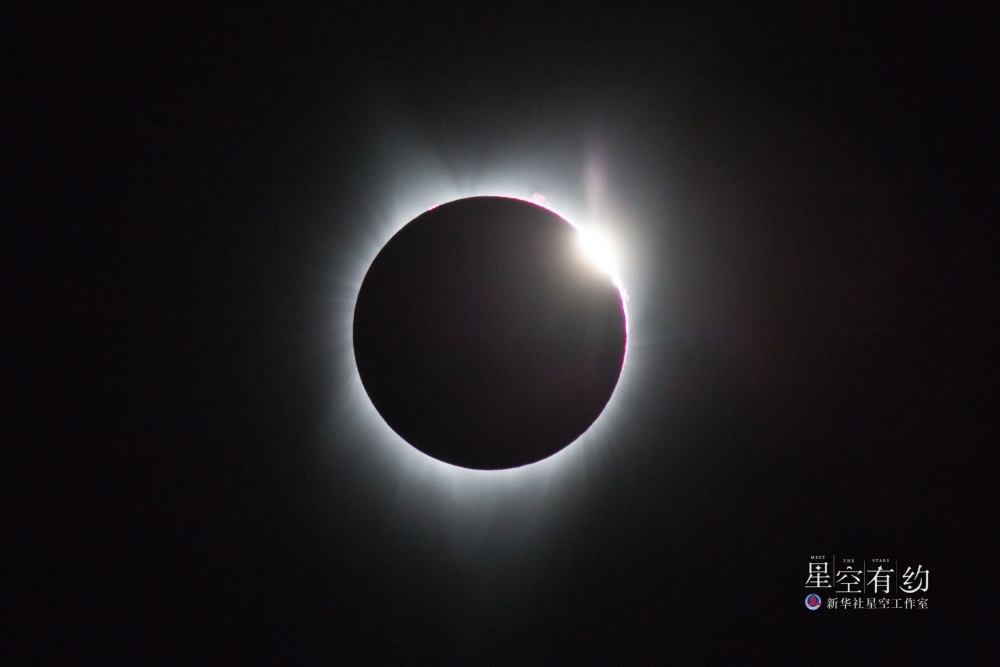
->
[8, 3, 996, 663]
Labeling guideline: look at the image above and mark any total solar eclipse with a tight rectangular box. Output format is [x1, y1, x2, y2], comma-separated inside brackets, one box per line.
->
[352, 196, 627, 470]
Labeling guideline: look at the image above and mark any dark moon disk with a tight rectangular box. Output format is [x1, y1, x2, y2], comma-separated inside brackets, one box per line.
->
[353, 196, 627, 470]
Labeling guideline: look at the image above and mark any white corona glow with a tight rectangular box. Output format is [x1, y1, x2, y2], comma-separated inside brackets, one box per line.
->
[319, 143, 648, 546]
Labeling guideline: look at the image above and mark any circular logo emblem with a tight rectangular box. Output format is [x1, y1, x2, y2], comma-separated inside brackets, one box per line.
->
[805, 593, 822, 610]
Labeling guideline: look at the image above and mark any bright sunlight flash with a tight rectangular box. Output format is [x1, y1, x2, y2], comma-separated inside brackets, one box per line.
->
[575, 227, 622, 287]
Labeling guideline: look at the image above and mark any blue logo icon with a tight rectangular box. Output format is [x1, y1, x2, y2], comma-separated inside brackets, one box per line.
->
[805, 593, 822, 610]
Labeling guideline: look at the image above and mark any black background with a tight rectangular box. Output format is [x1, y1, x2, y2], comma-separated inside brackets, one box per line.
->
[8, 3, 995, 663]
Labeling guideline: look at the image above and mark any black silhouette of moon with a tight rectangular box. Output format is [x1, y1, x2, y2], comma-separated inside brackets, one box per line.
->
[353, 196, 626, 470]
